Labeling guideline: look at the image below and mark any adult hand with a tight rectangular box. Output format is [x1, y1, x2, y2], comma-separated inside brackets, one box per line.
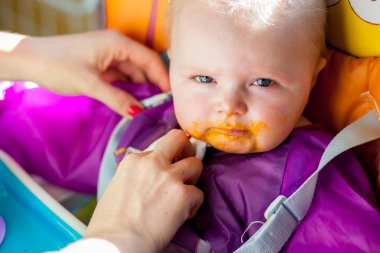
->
[86, 130, 204, 253]
[0, 30, 170, 116]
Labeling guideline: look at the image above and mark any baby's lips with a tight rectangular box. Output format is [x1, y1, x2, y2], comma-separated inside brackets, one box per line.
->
[127, 104, 143, 117]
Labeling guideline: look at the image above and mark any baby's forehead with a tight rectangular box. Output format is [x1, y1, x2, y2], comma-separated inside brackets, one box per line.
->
[169, 0, 325, 49]
[170, 0, 325, 26]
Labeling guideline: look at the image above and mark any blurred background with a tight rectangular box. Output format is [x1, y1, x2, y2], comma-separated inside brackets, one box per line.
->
[0, 0, 105, 35]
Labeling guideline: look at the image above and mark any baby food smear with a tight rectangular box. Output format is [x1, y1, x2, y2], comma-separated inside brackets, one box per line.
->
[192, 121, 266, 153]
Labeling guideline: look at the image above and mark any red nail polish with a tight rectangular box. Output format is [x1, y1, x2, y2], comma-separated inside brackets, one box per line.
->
[127, 104, 143, 117]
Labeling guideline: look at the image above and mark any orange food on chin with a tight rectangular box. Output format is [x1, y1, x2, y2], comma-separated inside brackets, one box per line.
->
[192, 121, 267, 153]
[205, 129, 256, 153]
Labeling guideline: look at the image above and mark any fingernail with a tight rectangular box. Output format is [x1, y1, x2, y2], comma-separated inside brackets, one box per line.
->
[127, 104, 143, 117]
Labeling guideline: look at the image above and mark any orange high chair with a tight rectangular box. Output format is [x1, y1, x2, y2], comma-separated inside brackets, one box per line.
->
[305, 0, 380, 200]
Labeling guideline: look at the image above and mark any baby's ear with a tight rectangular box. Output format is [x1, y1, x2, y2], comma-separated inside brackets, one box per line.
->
[316, 55, 327, 75]
[312, 55, 327, 86]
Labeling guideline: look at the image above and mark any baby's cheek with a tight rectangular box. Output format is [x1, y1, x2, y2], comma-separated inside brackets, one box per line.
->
[249, 121, 267, 135]
[187, 122, 202, 139]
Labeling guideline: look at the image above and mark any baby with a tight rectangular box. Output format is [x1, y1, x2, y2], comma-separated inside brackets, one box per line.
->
[167, 0, 326, 154]
[1, 0, 377, 252]
[104, 0, 380, 252]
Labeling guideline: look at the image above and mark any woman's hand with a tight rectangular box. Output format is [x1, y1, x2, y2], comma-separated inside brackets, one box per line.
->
[86, 130, 204, 253]
[0, 30, 170, 116]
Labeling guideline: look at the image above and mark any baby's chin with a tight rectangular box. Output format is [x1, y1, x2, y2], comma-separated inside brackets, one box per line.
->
[202, 131, 286, 154]
[205, 135, 262, 154]
[210, 141, 276, 154]
[184, 125, 279, 154]
[213, 145, 256, 154]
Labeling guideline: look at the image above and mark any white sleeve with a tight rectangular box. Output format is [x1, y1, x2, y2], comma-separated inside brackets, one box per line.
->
[50, 238, 121, 253]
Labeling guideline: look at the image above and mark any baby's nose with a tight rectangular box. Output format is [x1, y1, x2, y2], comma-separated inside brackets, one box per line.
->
[215, 92, 248, 116]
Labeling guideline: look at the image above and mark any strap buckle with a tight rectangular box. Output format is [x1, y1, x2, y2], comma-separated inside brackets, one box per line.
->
[264, 195, 287, 220]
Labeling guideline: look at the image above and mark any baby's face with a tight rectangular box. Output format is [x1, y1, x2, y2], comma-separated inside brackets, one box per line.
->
[169, 3, 325, 153]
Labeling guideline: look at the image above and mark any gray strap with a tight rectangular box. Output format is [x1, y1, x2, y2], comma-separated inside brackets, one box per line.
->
[235, 110, 380, 253]
[97, 92, 172, 199]
[97, 117, 130, 200]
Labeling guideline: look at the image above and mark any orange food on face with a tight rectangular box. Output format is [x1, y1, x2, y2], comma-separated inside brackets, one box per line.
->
[191, 121, 267, 153]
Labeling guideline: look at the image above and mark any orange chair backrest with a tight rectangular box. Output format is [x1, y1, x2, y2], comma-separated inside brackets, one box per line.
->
[105, 0, 169, 52]
[106, 0, 380, 57]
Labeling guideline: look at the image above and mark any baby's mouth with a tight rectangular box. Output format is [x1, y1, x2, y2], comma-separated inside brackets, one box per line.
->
[213, 127, 249, 136]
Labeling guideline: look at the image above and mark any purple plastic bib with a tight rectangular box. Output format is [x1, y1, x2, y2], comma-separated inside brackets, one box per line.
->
[0, 81, 161, 193]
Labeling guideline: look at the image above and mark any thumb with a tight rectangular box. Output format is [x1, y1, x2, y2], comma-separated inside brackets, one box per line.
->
[88, 80, 142, 117]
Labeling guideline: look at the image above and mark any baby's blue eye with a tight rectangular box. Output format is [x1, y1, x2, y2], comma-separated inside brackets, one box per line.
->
[195, 76, 215, 83]
[252, 78, 273, 87]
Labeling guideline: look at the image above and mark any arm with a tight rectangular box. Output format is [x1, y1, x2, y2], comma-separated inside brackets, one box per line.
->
[0, 30, 170, 116]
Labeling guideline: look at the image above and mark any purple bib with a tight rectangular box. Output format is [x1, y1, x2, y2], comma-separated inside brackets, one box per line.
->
[1, 81, 379, 252]
[0, 81, 161, 193]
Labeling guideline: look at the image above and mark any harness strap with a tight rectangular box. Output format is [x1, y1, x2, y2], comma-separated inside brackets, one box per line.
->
[234, 110, 380, 253]
[97, 92, 172, 199]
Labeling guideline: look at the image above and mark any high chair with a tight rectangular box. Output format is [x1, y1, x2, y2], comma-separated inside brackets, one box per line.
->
[305, 0, 380, 199]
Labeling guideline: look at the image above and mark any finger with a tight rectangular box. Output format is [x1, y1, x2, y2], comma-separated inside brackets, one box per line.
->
[123, 38, 170, 91]
[172, 139, 196, 163]
[117, 62, 147, 83]
[87, 79, 142, 116]
[185, 186, 204, 219]
[155, 129, 194, 162]
[172, 156, 203, 185]
[102, 69, 128, 83]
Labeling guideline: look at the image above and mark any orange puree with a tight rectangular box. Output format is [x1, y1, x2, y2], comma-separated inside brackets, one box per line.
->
[191, 121, 267, 153]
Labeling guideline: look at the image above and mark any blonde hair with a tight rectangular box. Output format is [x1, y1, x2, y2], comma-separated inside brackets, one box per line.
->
[167, 0, 326, 53]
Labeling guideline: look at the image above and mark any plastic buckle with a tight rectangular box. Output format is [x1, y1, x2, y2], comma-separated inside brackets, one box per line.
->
[141, 92, 172, 109]
[264, 195, 287, 220]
